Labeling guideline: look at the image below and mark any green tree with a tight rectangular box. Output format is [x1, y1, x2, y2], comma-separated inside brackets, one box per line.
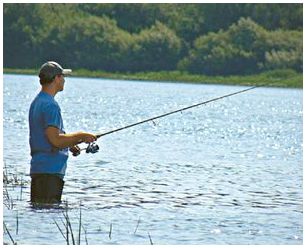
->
[179, 17, 302, 75]
[58, 15, 134, 71]
[4, 4, 43, 67]
[131, 21, 182, 71]
[261, 30, 302, 72]
[3, 3, 303, 73]
[79, 3, 168, 33]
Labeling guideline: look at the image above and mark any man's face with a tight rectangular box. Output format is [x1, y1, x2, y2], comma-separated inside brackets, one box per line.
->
[55, 74, 65, 92]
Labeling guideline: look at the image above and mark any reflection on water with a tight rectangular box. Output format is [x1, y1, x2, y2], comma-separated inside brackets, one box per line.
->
[3, 74, 302, 244]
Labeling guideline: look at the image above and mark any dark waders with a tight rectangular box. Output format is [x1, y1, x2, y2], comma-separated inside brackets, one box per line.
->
[31, 174, 64, 204]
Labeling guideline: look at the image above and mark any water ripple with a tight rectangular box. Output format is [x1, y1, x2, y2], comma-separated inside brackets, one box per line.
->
[3, 75, 302, 244]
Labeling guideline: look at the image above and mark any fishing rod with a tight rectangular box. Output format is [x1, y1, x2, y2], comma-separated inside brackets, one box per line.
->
[73, 85, 258, 156]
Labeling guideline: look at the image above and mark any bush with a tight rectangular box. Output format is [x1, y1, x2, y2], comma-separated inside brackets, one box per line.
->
[130, 21, 182, 71]
[260, 30, 302, 72]
[263, 49, 302, 72]
[179, 17, 302, 75]
[3, 4, 303, 75]
[179, 18, 262, 75]
[58, 16, 134, 71]
[4, 4, 43, 67]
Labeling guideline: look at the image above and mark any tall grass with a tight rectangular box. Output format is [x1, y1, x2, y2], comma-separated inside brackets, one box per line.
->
[4, 68, 302, 88]
[53, 201, 86, 245]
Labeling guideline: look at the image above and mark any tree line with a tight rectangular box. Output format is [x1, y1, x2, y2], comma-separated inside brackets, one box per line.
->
[3, 3, 303, 75]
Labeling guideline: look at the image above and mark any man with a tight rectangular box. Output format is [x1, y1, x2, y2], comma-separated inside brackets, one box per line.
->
[29, 61, 97, 204]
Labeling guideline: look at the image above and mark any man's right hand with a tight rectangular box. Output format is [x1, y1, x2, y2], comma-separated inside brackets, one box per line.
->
[46, 127, 98, 149]
[80, 132, 97, 144]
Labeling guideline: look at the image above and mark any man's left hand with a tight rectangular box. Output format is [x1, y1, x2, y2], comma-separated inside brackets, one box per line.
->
[69, 145, 81, 156]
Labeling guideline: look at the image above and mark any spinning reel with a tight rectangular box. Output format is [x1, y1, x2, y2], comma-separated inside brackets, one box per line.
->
[71, 142, 99, 156]
[86, 142, 99, 154]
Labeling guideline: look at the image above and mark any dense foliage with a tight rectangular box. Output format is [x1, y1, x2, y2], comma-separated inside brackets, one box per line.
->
[179, 18, 302, 75]
[3, 3, 303, 75]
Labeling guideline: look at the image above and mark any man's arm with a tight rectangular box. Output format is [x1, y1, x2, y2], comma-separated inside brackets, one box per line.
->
[45, 126, 97, 149]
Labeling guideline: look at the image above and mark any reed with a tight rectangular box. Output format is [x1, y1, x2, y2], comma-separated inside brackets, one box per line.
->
[78, 202, 82, 245]
[109, 222, 112, 240]
[19, 178, 23, 201]
[12, 172, 19, 185]
[3, 162, 9, 184]
[53, 218, 66, 241]
[3, 182, 14, 210]
[64, 210, 75, 244]
[148, 231, 153, 245]
[134, 217, 141, 234]
[16, 211, 19, 235]
[53, 201, 85, 245]
[3, 163, 26, 207]
[82, 224, 88, 245]
[3, 221, 17, 245]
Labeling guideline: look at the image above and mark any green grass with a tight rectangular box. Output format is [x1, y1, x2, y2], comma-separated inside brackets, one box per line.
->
[4, 68, 302, 88]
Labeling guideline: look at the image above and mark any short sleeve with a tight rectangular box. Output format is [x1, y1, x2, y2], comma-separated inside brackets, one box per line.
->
[43, 103, 62, 130]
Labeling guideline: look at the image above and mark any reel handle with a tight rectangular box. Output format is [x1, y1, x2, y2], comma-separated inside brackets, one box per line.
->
[69, 146, 81, 157]
[72, 150, 81, 156]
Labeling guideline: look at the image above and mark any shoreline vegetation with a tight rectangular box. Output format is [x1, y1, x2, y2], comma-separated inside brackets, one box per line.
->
[4, 68, 302, 88]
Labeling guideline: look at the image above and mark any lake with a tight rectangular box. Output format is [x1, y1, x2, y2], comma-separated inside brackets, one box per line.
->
[3, 74, 303, 244]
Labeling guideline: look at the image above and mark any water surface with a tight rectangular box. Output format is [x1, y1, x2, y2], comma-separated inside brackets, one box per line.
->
[3, 74, 303, 244]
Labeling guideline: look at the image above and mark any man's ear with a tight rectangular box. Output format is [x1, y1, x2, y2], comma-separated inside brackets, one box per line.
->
[54, 75, 61, 84]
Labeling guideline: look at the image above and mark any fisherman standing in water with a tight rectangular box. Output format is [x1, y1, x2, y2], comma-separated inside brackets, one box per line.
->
[29, 61, 97, 204]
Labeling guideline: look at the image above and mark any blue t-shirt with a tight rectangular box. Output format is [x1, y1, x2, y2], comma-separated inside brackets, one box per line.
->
[29, 91, 68, 176]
